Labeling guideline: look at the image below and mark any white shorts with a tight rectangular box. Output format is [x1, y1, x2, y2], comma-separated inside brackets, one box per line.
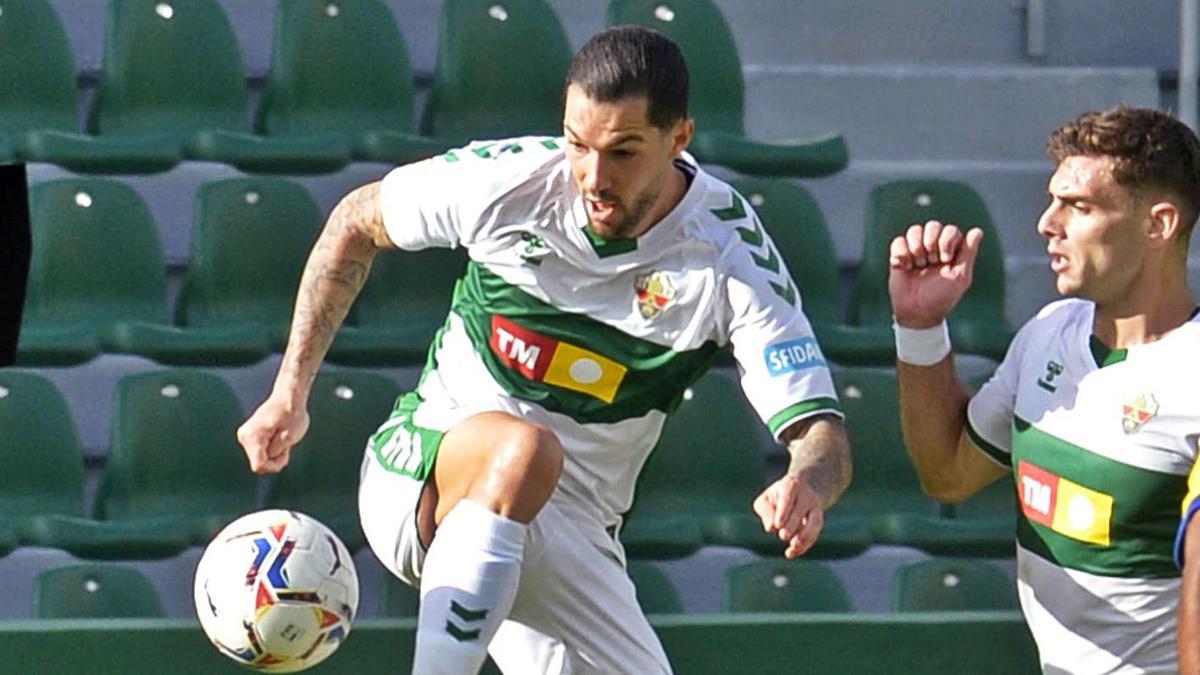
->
[358, 433, 672, 674]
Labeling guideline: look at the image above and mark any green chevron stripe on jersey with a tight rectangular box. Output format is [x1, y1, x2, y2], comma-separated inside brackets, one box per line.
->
[451, 262, 719, 423]
[713, 191, 797, 307]
[1012, 416, 1186, 578]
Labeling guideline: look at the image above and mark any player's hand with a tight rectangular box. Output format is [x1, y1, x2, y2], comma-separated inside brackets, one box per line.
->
[888, 220, 984, 328]
[237, 395, 310, 475]
[753, 475, 825, 559]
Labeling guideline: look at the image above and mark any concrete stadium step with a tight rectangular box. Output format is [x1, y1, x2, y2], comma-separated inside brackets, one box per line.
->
[743, 64, 1160, 163]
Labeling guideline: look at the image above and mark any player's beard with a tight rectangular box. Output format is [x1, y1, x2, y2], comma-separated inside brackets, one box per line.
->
[589, 188, 658, 240]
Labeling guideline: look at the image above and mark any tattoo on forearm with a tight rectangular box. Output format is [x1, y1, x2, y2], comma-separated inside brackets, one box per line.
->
[282, 184, 387, 387]
[782, 417, 852, 507]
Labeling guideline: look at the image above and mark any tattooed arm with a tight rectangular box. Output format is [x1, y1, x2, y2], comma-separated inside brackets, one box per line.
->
[752, 414, 851, 558]
[237, 182, 393, 473]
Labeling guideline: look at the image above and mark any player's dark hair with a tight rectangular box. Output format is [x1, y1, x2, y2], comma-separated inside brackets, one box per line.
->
[1048, 106, 1200, 234]
[565, 25, 688, 129]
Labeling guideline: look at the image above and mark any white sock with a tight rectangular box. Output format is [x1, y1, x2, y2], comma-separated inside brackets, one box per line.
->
[413, 499, 528, 675]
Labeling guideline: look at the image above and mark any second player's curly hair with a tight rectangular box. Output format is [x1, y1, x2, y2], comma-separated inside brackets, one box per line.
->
[1047, 106, 1200, 230]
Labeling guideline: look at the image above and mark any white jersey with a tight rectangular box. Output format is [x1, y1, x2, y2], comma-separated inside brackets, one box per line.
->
[375, 136, 840, 539]
[968, 298, 1200, 674]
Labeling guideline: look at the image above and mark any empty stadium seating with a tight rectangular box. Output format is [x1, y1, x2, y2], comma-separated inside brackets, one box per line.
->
[607, 0, 848, 177]
[420, 0, 573, 144]
[722, 558, 852, 613]
[33, 563, 165, 618]
[891, 557, 1019, 612]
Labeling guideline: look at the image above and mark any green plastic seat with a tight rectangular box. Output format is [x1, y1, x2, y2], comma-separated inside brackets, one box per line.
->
[177, 177, 324, 351]
[606, 0, 847, 177]
[730, 178, 893, 364]
[95, 369, 258, 544]
[722, 559, 852, 613]
[18, 178, 269, 366]
[420, 0, 573, 144]
[0, 371, 190, 559]
[0, 0, 180, 173]
[834, 366, 1013, 555]
[34, 564, 165, 618]
[257, 0, 449, 164]
[90, 0, 350, 174]
[627, 560, 684, 615]
[381, 573, 420, 618]
[849, 179, 1015, 360]
[891, 557, 1019, 612]
[266, 371, 402, 551]
[624, 369, 871, 560]
[327, 247, 468, 367]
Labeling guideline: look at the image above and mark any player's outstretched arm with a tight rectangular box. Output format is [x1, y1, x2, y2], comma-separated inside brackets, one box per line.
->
[890, 220, 1004, 501]
[1181, 514, 1200, 674]
[238, 181, 393, 474]
[754, 414, 851, 559]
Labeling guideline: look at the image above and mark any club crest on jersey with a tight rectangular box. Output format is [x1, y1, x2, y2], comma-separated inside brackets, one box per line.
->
[634, 272, 676, 320]
[1121, 392, 1159, 434]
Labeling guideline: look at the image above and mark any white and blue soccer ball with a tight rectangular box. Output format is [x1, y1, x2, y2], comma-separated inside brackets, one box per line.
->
[194, 510, 359, 672]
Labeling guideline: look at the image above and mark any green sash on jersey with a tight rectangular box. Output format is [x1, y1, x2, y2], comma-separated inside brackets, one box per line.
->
[449, 262, 719, 424]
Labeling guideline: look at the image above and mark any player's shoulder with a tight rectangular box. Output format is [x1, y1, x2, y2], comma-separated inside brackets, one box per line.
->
[679, 163, 764, 255]
[1030, 298, 1090, 325]
[1006, 298, 1089, 356]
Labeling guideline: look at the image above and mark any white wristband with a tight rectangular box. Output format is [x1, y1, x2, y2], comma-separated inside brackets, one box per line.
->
[894, 320, 951, 366]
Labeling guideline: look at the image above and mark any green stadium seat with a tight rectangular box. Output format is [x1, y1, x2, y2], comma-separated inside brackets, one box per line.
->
[90, 0, 350, 174]
[891, 557, 1019, 612]
[624, 369, 871, 559]
[326, 247, 468, 367]
[0, 0, 179, 172]
[606, 0, 847, 177]
[627, 560, 684, 615]
[0, 371, 190, 559]
[176, 177, 323, 351]
[266, 371, 402, 551]
[18, 178, 269, 366]
[722, 559, 852, 613]
[381, 573, 421, 618]
[729, 178, 893, 364]
[94, 369, 258, 544]
[420, 0, 573, 144]
[34, 564, 165, 618]
[834, 366, 1013, 555]
[257, 0, 449, 165]
[849, 179, 1015, 360]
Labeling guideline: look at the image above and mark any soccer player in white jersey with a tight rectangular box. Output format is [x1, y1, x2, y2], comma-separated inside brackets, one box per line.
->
[237, 26, 851, 674]
[888, 105, 1200, 674]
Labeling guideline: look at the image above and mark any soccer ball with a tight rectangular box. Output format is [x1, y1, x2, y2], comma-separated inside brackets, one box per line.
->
[194, 510, 359, 672]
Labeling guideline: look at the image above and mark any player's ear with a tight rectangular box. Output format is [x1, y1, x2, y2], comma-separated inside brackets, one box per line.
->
[1146, 200, 1181, 249]
[669, 117, 694, 157]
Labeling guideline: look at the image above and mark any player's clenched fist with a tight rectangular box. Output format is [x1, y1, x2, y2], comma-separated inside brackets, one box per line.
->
[753, 475, 826, 559]
[237, 396, 310, 474]
[888, 220, 984, 328]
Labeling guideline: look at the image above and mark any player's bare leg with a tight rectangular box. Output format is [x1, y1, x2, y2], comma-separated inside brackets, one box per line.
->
[412, 412, 564, 675]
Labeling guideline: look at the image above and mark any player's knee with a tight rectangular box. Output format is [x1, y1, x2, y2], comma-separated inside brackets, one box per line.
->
[488, 422, 563, 496]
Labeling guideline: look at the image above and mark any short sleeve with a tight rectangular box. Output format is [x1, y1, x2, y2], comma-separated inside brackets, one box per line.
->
[379, 137, 566, 251]
[722, 210, 840, 440]
[966, 320, 1033, 469]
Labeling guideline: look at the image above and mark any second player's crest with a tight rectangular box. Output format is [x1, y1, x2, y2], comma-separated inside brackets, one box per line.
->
[634, 272, 676, 320]
[1121, 392, 1159, 434]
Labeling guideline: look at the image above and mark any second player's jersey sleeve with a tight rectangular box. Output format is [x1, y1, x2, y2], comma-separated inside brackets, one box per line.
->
[720, 233, 841, 441]
[378, 137, 563, 251]
[965, 319, 1035, 469]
